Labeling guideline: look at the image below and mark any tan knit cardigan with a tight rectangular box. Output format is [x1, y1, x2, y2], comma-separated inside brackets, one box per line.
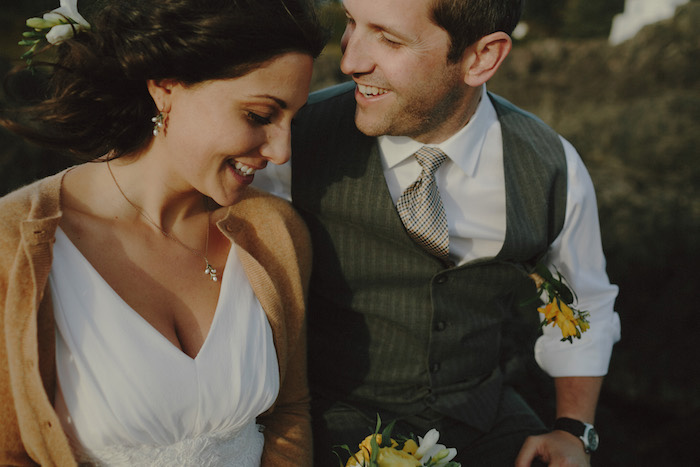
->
[0, 170, 313, 466]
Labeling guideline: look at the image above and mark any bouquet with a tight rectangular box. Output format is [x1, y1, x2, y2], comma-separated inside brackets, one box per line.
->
[337, 416, 460, 467]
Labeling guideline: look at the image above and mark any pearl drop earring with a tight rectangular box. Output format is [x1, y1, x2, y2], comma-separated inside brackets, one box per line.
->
[151, 111, 165, 136]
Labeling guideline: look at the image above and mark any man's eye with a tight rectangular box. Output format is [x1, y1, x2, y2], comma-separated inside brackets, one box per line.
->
[380, 34, 400, 46]
[247, 112, 272, 125]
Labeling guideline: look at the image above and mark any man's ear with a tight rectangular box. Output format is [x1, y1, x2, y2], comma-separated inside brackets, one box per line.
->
[460, 32, 512, 87]
[146, 79, 177, 112]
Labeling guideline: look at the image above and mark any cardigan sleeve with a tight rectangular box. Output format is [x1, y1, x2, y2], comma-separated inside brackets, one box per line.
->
[231, 190, 313, 466]
[0, 225, 36, 466]
[259, 214, 313, 466]
[259, 318, 312, 467]
[0, 176, 77, 466]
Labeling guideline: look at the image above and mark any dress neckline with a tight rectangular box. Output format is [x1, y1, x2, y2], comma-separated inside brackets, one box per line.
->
[54, 226, 233, 362]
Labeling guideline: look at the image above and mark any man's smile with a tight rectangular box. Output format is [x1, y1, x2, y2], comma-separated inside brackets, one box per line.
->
[357, 83, 389, 97]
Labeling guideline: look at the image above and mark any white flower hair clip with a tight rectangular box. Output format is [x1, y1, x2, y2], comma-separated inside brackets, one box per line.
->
[20, 0, 91, 66]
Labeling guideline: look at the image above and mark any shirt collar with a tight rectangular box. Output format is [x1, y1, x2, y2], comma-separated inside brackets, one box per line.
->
[378, 85, 498, 177]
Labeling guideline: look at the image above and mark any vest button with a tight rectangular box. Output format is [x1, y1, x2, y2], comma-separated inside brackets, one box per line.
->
[430, 362, 441, 373]
[435, 275, 448, 284]
[434, 321, 446, 331]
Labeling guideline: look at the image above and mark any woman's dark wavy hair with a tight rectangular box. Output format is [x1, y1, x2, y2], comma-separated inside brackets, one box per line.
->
[1, 0, 327, 158]
[431, 0, 522, 62]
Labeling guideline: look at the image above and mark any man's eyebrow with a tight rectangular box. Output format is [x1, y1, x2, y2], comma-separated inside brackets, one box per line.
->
[343, 3, 410, 41]
[372, 21, 412, 41]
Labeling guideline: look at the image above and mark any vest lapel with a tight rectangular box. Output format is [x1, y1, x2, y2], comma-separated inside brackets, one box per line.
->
[490, 93, 567, 263]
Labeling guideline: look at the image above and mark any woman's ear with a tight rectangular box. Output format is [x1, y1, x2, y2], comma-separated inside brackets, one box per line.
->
[146, 79, 177, 113]
[460, 32, 512, 87]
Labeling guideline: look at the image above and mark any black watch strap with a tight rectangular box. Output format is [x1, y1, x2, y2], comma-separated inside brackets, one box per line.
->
[553, 417, 586, 437]
[553, 417, 599, 453]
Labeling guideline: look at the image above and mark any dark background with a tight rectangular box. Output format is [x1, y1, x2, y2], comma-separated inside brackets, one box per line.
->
[2, 1, 699, 465]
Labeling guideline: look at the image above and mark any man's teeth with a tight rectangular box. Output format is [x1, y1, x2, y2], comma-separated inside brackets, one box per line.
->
[234, 161, 256, 176]
[358, 84, 388, 97]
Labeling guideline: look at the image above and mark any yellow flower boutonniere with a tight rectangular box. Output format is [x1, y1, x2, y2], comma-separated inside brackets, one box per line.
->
[337, 416, 460, 467]
[528, 263, 591, 343]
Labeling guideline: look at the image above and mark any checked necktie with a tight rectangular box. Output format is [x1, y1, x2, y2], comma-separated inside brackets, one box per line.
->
[396, 146, 450, 260]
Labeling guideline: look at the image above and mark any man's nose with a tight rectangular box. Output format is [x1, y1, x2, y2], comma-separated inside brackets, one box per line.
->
[340, 26, 372, 76]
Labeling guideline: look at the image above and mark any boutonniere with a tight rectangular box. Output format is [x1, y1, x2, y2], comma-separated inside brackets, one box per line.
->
[19, 0, 91, 67]
[337, 415, 460, 467]
[527, 263, 590, 343]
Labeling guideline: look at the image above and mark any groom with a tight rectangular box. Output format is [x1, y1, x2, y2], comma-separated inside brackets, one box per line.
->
[255, 0, 620, 465]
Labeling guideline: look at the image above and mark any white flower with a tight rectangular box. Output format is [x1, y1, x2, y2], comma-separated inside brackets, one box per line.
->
[45, 23, 79, 44]
[415, 429, 440, 459]
[415, 429, 457, 466]
[44, 0, 90, 28]
[425, 448, 457, 466]
[27, 0, 90, 45]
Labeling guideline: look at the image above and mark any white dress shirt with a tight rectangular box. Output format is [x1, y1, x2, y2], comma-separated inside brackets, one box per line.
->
[254, 85, 621, 378]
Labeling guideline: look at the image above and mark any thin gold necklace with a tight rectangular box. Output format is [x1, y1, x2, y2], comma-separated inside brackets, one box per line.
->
[107, 161, 219, 282]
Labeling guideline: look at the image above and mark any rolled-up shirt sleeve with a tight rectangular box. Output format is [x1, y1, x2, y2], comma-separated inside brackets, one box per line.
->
[534, 137, 621, 377]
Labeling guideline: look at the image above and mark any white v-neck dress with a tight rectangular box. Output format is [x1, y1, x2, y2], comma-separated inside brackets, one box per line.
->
[49, 228, 280, 466]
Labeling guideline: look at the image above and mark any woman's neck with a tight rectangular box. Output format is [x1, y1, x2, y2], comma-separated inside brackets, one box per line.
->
[105, 152, 208, 233]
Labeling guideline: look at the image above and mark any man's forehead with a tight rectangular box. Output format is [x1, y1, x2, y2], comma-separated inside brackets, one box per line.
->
[343, 0, 434, 30]
[343, 0, 433, 18]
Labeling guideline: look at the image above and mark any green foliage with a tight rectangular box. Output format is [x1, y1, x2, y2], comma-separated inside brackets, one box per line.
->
[533, 263, 575, 305]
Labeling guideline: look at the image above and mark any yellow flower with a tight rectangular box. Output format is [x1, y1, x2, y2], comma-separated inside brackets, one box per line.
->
[346, 450, 367, 467]
[557, 300, 575, 319]
[377, 447, 422, 466]
[539, 300, 582, 339]
[537, 302, 558, 322]
[360, 434, 398, 451]
[346, 434, 401, 467]
[547, 301, 576, 338]
[556, 312, 579, 338]
[402, 439, 418, 456]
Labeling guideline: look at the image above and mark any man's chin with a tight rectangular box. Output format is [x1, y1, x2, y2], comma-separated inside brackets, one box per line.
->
[353, 109, 391, 137]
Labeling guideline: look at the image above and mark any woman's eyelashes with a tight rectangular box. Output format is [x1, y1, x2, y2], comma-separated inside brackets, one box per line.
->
[247, 111, 272, 126]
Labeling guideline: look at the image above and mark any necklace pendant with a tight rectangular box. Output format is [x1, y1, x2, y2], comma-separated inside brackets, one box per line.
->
[204, 263, 218, 282]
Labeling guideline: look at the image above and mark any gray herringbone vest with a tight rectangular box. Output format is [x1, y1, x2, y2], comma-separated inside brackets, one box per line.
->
[292, 83, 567, 431]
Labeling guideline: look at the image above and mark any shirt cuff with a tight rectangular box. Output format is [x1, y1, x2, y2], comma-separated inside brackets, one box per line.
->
[534, 311, 621, 377]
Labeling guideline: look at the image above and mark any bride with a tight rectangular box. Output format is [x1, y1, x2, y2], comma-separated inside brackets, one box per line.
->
[0, 0, 325, 465]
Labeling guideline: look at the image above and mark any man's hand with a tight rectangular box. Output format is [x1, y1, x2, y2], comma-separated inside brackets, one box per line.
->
[514, 375, 602, 466]
[515, 430, 590, 467]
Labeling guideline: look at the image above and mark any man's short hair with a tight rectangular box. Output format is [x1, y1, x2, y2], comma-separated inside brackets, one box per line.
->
[431, 0, 522, 62]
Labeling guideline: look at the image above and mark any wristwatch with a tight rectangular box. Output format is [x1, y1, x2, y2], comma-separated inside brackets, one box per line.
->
[553, 417, 599, 453]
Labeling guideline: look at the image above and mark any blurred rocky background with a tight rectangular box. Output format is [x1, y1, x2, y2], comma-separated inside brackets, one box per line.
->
[488, 2, 700, 465]
[1, 0, 699, 465]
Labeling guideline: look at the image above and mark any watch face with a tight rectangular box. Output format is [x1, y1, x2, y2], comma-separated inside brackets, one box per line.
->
[586, 427, 600, 452]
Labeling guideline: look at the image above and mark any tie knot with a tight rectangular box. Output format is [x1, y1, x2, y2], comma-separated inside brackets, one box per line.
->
[414, 146, 447, 175]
